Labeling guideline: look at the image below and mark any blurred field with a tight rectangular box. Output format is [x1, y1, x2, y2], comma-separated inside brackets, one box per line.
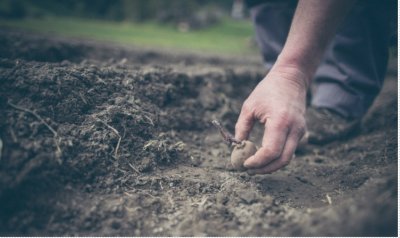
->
[0, 17, 257, 55]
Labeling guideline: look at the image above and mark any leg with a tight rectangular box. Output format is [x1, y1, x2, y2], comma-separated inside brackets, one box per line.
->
[311, 0, 391, 119]
[305, 0, 392, 144]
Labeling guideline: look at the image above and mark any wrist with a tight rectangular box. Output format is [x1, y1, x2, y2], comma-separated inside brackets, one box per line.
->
[275, 43, 322, 86]
[270, 59, 311, 91]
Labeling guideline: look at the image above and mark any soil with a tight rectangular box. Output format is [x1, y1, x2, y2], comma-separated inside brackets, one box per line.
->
[0, 28, 397, 236]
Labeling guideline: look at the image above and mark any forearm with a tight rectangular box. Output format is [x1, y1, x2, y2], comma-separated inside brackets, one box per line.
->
[275, 0, 356, 87]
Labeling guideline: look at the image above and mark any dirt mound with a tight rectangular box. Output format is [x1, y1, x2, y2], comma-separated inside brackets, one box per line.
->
[0, 29, 397, 236]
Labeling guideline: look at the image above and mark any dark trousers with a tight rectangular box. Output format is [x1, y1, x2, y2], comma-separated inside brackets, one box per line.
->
[250, 0, 392, 118]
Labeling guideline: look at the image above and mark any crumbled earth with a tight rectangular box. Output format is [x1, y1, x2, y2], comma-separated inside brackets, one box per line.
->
[0, 29, 397, 236]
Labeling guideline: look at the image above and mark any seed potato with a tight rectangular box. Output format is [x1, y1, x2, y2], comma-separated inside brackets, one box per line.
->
[231, 140, 257, 170]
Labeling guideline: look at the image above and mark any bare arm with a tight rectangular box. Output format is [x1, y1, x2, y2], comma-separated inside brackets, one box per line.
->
[235, 0, 356, 174]
[276, 0, 357, 87]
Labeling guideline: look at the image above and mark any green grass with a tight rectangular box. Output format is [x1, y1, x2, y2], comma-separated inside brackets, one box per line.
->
[0, 17, 258, 55]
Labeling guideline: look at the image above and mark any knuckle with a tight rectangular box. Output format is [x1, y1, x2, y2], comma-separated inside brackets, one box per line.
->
[292, 120, 306, 137]
[274, 112, 292, 128]
[295, 125, 306, 136]
[280, 111, 290, 120]
[274, 118, 285, 128]
[241, 101, 253, 114]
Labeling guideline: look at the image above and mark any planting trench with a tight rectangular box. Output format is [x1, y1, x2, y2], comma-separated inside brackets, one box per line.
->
[0, 29, 397, 236]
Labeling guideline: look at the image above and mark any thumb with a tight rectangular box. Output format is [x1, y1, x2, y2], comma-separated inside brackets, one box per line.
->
[235, 105, 255, 141]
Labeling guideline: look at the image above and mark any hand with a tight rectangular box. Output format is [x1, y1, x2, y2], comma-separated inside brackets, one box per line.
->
[235, 65, 308, 174]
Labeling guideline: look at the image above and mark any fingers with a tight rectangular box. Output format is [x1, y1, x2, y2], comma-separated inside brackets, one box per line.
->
[243, 119, 289, 169]
[235, 102, 255, 141]
[247, 120, 305, 174]
[247, 124, 305, 175]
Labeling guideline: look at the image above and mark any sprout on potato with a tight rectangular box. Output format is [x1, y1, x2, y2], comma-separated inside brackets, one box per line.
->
[231, 140, 257, 170]
[211, 120, 257, 170]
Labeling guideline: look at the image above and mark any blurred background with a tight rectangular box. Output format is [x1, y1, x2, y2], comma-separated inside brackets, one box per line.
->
[0, 0, 258, 55]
